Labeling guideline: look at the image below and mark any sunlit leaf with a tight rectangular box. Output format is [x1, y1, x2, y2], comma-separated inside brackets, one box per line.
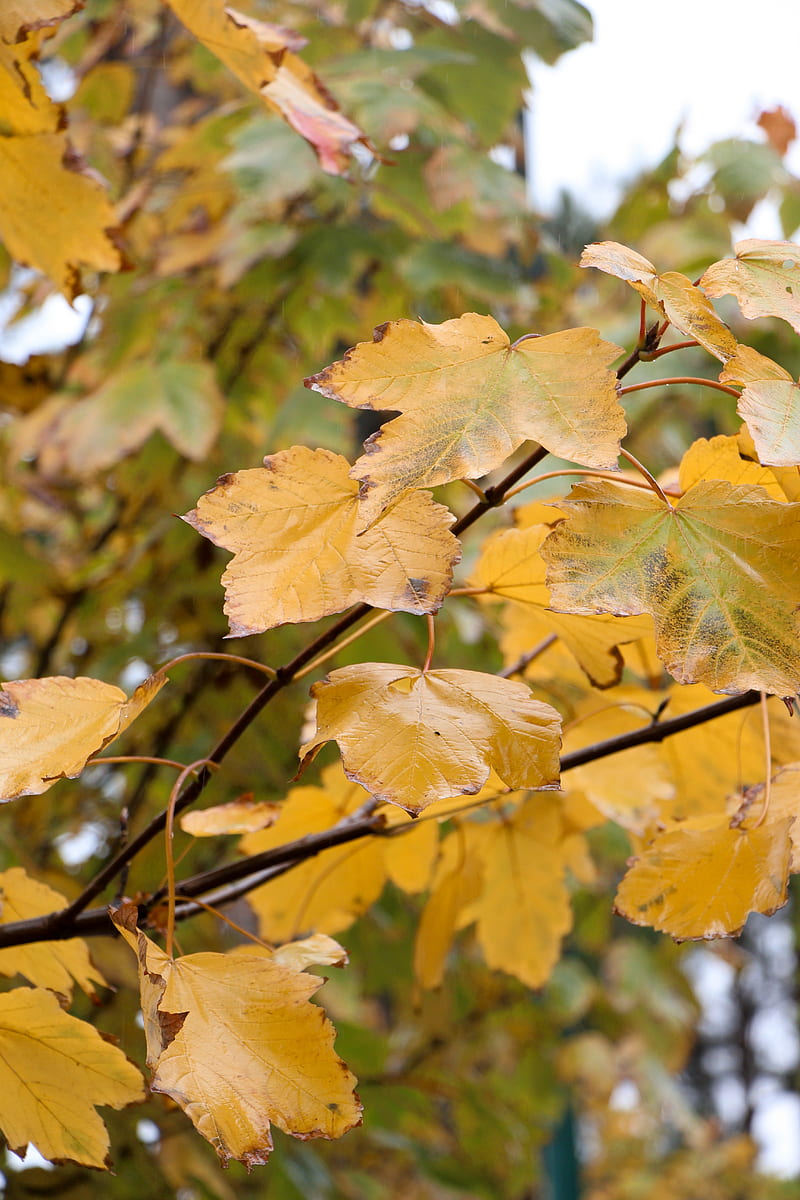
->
[300, 663, 561, 813]
[112, 905, 361, 1168]
[581, 241, 737, 360]
[540, 479, 800, 694]
[0, 986, 145, 1168]
[307, 313, 624, 521]
[614, 815, 793, 938]
[0, 674, 165, 802]
[700, 239, 800, 334]
[183, 445, 459, 634]
[0, 868, 106, 999]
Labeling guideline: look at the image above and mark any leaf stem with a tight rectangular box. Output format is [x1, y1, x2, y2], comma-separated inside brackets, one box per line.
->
[641, 339, 700, 360]
[161, 651, 276, 679]
[619, 376, 740, 398]
[172, 895, 274, 950]
[503, 467, 661, 503]
[422, 614, 435, 673]
[460, 478, 487, 501]
[87, 755, 196, 772]
[294, 610, 394, 681]
[165, 759, 218, 958]
[619, 448, 672, 507]
[752, 693, 773, 829]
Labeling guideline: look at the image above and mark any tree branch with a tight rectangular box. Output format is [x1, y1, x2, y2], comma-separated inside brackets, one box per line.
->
[0, 689, 759, 949]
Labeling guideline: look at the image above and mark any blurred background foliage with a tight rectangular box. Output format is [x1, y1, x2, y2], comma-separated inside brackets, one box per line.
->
[3, 0, 800, 1196]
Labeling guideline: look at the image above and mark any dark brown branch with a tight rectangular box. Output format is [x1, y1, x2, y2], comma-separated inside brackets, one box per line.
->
[0, 688, 760, 949]
[42, 442, 553, 934]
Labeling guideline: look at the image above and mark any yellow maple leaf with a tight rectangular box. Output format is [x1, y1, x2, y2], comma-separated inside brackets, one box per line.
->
[413, 851, 483, 989]
[614, 815, 793, 939]
[654, 683, 767, 821]
[700, 239, 800, 335]
[678, 433, 789, 499]
[541, 478, 800, 695]
[581, 242, 738, 360]
[243, 762, 388, 940]
[165, 0, 364, 174]
[0, 867, 106, 999]
[0, 2, 80, 42]
[718, 347, 800, 468]
[472, 523, 653, 687]
[301, 663, 562, 814]
[0, 672, 166, 801]
[562, 689, 675, 833]
[180, 797, 281, 837]
[184, 446, 459, 634]
[0, 986, 145, 1169]
[112, 906, 361, 1168]
[473, 795, 574, 988]
[307, 313, 624, 522]
[0, 133, 121, 300]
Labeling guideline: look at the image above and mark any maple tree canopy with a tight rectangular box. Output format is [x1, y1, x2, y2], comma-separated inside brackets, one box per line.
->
[4, 0, 800, 1193]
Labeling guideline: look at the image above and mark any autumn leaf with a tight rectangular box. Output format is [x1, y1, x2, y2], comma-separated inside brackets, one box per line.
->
[700, 239, 800, 335]
[580, 242, 737, 360]
[0, 868, 106, 1000]
[243, 762, 437, 940]
[37, 360, 224, 476]
[472, 522, 653, 687]
[540, 479, 800, 694]
[0, 986, 145, 1168]
[473, 795, 574, 988]
[414, 836, 483, 989]
[0, 673, 167, 801]
[300, 663, 561, 813]
[718, 347, 800, 468]
[562, 690, 675, 833]
[678, 432, 789, 499]
[183, 446, 460, 634]
[112, 905, 361, 1169]
[0, 1, 82, 42]
[614, 815, 793, 939]
[307, 314, 624, 522]
[0, 133, 121, 301]
[165, 0, 365, 174]
[180, 797, 281, 837]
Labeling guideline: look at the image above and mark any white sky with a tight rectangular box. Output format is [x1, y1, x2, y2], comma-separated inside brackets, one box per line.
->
[527, 0, 800, 229]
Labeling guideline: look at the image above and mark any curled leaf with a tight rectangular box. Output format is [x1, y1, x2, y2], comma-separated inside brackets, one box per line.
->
[112, 905, 361, 1169]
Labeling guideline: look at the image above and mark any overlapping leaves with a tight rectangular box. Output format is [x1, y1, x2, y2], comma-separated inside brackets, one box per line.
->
[113, 905, 361, 1168]
[184, 446, 459, 633]
[540, 479, 800, 695]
